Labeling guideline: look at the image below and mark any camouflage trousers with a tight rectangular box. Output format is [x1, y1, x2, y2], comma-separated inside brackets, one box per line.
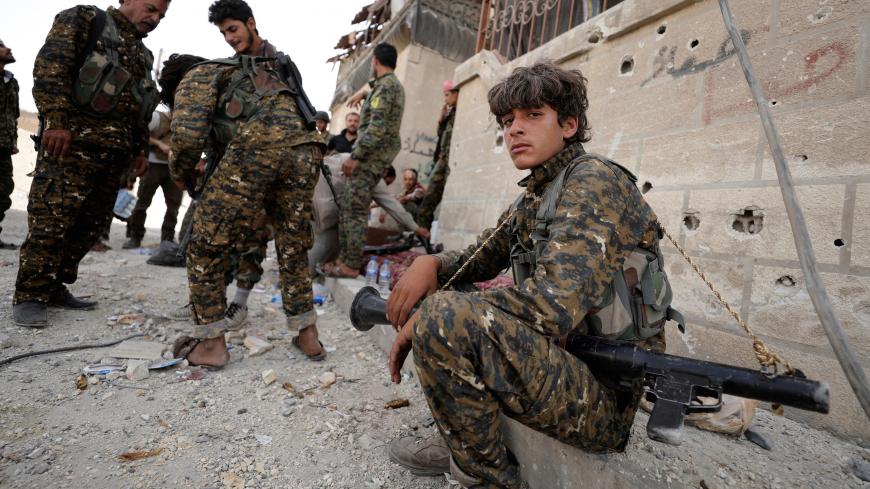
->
[417, 159, 450, 229]
[126, 163, 183, 242]
[0, 150, 13, 234]
[15, 143, 130, 303]
[338, 155, 394, 269]
[186, 143, 320, 339]
[413, 291, 657, 489]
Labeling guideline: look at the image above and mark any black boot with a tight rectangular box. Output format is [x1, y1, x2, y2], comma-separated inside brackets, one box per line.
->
[49, 286, 98, 310]
[122, 237, 142, 249]
[13, 302, 49, 328]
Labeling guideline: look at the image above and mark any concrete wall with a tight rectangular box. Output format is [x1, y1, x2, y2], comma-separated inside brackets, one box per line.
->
[329, 43, 460, 195]
[443, 0, 870, 442]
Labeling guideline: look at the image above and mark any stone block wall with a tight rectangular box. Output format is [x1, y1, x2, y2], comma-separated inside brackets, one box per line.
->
[442, 0, 870, 442]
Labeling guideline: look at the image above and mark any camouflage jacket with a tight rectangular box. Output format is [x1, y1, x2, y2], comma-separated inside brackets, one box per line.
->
[0, 70, 18, 151]
[169, 62, 323, 184]
[432, 106, 455, 165]
[32, 6, 153, 154]
[436, 142, 660, 338]
[351, 72, 404, 162]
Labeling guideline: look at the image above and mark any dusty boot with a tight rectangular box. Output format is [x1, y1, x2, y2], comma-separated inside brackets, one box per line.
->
[388, 434, 450, 476]
[122, 237, 142, 249]
[49, 286, 98, 310]
[12, 302, 49, 328]
[224, 302, 248, 330]
[167, 303, 193, 320]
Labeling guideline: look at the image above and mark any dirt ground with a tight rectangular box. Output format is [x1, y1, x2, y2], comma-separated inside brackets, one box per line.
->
[0, 209, 868, 488]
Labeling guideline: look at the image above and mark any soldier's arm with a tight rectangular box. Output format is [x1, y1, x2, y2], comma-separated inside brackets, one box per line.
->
[435, 207, 512, 286]
[437, 116, 454, 164]
[32, 7, 92, 131]
[477, 162, 649, 337]
[12, 79, 18, 149]
[372, 182, 418, 232]
[169, 65, 220, 183]
[351, 85, 393, 162]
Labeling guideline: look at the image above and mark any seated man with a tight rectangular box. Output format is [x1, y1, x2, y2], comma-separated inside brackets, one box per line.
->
[396, 168, 424, 218]
[385, 63, 666, 488]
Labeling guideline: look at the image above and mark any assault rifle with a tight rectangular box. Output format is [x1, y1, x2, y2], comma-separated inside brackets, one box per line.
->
[177, 152, 221, 258]
[348, 286, 830, 446]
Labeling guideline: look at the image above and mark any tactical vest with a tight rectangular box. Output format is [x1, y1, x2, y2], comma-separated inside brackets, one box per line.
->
[510, 153, 685, 342]
[73, 8, 158, 120]
[203, 55, 296, 148]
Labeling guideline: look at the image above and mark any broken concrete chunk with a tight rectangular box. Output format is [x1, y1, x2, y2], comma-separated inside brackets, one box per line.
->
[126, 360, 150, 381]
[319, 372, 336, 388]
[244, 335, 273, 356]
[262, 369, 277, 385]
[109, 340, 165, 361]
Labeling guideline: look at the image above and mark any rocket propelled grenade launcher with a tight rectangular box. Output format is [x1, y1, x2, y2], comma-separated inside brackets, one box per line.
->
[349, 286, 830, 445]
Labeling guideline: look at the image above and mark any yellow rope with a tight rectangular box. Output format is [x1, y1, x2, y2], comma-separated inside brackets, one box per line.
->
[443, 209, 516, 290]
[658, 222, 796, 376]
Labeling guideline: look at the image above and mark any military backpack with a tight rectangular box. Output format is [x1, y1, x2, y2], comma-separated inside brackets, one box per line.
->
[510, 153, 685, 342]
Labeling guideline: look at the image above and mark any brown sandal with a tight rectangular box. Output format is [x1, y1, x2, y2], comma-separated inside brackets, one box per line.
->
[292, 336, 327, 362]
[171, 335, 226, 371]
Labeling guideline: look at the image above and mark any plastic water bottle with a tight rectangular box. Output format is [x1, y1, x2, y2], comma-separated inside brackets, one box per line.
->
[365, 256, 379, 287]
[378, 260, 391, 296]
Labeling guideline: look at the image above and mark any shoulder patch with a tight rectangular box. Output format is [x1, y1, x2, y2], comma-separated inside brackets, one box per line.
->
[370, 96, 382, 109]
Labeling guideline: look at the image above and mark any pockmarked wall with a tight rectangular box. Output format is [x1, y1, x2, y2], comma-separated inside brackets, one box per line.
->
[443, 0, 870, 442]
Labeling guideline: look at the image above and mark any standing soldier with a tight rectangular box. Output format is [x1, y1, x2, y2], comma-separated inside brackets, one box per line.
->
[313, 111, 331, 141]
[0, 38, 19, 250]
[417, 80, 458, 231]
[325, 43, 404, 278]
[13, 0, 169, 328]
[169, 34, 327, 367]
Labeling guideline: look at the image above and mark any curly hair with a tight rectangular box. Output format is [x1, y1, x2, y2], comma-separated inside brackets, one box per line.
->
[487, 62, 591, 143]
[208, 0, 254, 25]
[158, 53, 206, 109]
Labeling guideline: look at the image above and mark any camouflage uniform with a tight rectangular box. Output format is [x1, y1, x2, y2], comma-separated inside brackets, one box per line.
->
[412, 142, 666, 489]
[15, 6, 155, 304]
[0, 68, 18, 235]
[417, 106, 454, 229]
[338, 72, 404, 269]
[170, 60, 323, 339]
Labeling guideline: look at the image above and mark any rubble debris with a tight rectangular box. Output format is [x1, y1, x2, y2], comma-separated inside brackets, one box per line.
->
[117, 448, 163, 462]
[254, 434, 273, 446]
[0, 333, 12, 349]
[319, 372, 337, 388]
[74, 374, 88, 390]
[384, 398, 410, 410]
[108, 339, 165, 361]
[244, 335, 274, 356]
[126, 360, 150, 381]
[262, 369, 277, 385]
[743, 427, 773, 450]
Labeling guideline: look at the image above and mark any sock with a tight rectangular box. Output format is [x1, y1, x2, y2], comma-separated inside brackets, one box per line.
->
[233, 287, 251, 306]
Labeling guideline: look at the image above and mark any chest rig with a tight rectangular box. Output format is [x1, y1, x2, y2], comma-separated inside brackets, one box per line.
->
[204, 55, 295, 148]
[509, 153, 685, 342]
[72, 8, 158, 121]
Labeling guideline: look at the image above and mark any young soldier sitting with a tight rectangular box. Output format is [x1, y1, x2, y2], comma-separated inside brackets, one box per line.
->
[385, 63, 669, 489]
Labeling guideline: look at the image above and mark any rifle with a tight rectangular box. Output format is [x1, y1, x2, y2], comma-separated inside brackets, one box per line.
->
[176, 152, 221, 258]
[275, 53, 317, 131]
[348, 286, 830, 446]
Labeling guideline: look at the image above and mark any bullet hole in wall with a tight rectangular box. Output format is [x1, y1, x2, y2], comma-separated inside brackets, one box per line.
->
[732, 207, 764, 234]
[641, 181, 653, 194]
[776, 275, 796, 287]
[620, 56, 634, 75]
[657, 24, 667, 35]
[770, 100, 778, 107]
[793, 154, 808, 162]
[588, 32, 601, 43]
[689, 39, 700, 49]
[834, 238, 846, 247]
[683, 211, 700, 231]
[495, 134, 504, 147]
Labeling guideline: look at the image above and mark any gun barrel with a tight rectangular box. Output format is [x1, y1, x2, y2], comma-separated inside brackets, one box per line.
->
[565, 335, 830, 414]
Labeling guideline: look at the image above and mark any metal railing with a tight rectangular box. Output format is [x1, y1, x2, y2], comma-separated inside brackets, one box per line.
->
[476, 0, 623, 60]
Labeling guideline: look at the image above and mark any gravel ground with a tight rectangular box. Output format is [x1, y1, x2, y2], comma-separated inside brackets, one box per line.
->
[0, 209, 868, 489]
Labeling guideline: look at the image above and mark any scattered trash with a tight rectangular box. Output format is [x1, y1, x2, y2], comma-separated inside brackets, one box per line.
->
[281, 382, 298, 396]
[74, 374, 88, 390]
[106, 313, 146, 327]
[126, 360, 150, 381]
[244, 335, 274, 357]
[262, 369, 277, 385]
[82, 364, 125, 375]
[384, 398, 410, 410]
[254, 434, 273, 446]
[177, 369, 206, 381]
[148, 358, 183, 370]
[118, 448, 163, 462]
[323, 344, 337, 353]
[108, 340, 165, 361]
[743, 426, 773, 450]
[319, 372, 337, 388]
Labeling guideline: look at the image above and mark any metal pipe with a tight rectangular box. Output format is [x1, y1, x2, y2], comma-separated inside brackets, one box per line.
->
[718, 0, 870, 419]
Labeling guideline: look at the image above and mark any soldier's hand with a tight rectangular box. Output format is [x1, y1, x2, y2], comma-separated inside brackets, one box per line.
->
[341, 156, 358, 177]
[389, 311, 419, 384]
[132, 155, 148, 177]
[42, 129, 72, 159]
[414, 227, 431, 240]
[387, 255, 439, 331]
